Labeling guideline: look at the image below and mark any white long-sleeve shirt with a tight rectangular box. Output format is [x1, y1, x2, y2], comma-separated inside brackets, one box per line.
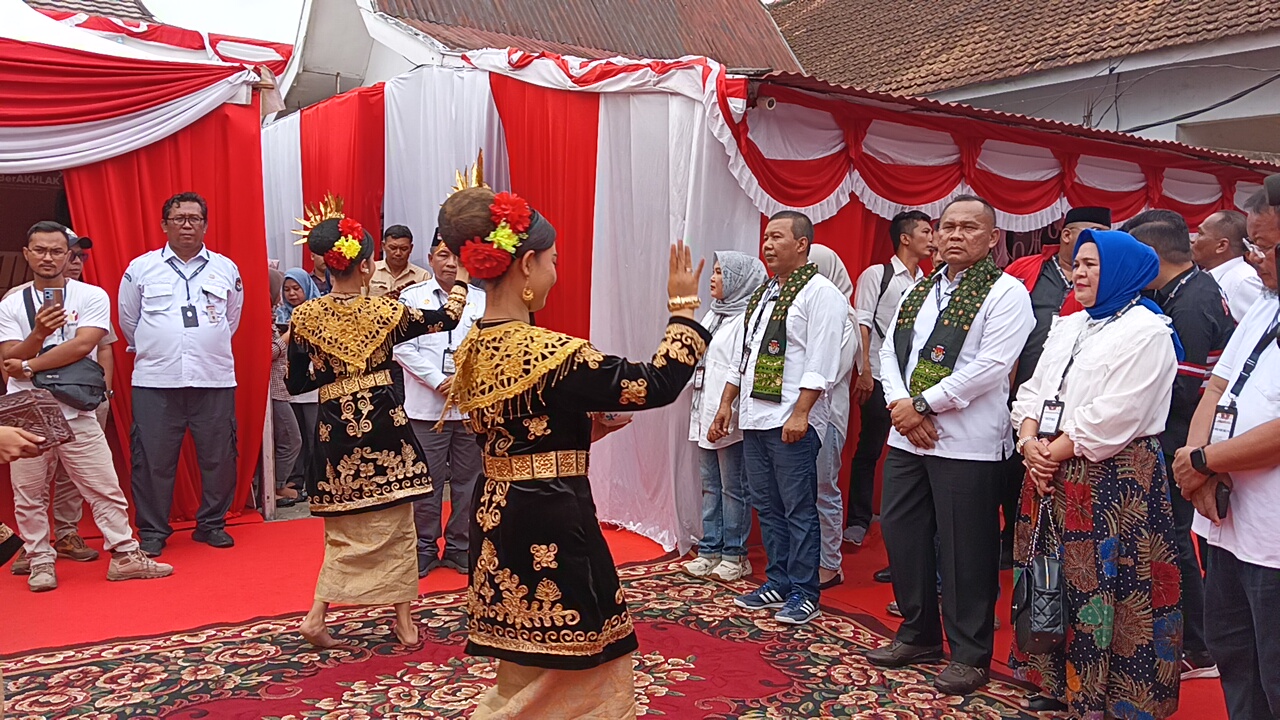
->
[854, 255, 923, 382]
[1207, 256, 1264, 323]
[881, 270, 1033, 461]
[394, 279, 485, 422]
[1011, 306, 1175, 462]
[118, 244, 242, 389]
[726, 273, 846, 436]
[689, 310, 748, 450]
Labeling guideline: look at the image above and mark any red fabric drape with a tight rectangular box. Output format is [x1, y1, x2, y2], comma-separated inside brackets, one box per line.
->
[489, 74, 601, 339]
[859, 155, 963, 207]
[59, 100, 271, 525]
[299, 84, 386, 268]
[0, 38, 246, 126]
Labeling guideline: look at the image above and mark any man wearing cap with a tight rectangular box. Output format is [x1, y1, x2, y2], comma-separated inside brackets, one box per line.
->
[394, 232, 485, 576]
[998, 207, 1111, 564]
[369, 225, 430, 299]
[6, 229, 121, 575]
[1191, 210, 1263, 322]
[119, 192, 243, 557]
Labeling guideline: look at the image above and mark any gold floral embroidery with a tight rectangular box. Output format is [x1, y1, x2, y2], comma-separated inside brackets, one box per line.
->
[576, 344, 604, 369]
[475, 478, 510, 532]
[523, 415, 550, 440]
[340, 390, 375, 438]
[390, 406, 409, 426]
[319, 369, 393, 403]
[467, 540, 581, 630]
[615, 587, 626, 605]
[485, 426, 514, 457]
[442, 286, 468, 321]
[652, 323, 706, 368]
[619, 378, 648, 406]
[531, 543, 559, 571]
[0, 522, 12, 544]
[319, 439, 429, 498]
[468, 613, 635, 657]
[318, 422, 332, 443]
[290, 295, 408, 375]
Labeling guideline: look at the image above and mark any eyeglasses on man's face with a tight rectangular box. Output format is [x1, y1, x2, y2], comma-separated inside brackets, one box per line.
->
[27, 247, 68, 259]
[165, 215, 206, 227]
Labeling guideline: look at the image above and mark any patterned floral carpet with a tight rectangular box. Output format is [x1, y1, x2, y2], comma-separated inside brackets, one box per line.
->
[5, 558, 1044, 719]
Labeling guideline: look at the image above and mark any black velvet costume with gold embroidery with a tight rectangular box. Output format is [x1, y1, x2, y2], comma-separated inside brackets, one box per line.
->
[448, 316, 711, 670]
[286, 286, 468, 517]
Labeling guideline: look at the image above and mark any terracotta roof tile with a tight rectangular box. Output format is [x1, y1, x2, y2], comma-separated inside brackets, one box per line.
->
[25, 0, 153, 22]
[770, 0, 1280, 96]
[376, 0, 801, 72]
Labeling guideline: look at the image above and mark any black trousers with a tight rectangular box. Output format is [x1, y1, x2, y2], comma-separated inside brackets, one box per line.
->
[1165, 455, 1209, 658]
[1205, 545, 1280, 719]
[846, 380, 892, 529]
[130, 387, 237, 542]
[881, 447, 1002, 668]
[997, 451, 1024, 550]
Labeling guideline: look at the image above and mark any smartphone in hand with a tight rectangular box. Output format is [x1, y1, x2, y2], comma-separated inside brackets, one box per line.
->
[41, 287, 64, 309]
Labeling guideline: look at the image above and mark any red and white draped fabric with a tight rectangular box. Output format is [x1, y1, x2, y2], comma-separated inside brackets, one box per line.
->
[260, 49, 1271, 552]
[0, 6, 270, 531]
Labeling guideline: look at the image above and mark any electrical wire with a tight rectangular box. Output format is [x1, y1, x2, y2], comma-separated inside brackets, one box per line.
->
[1121, 70, 1280, 133]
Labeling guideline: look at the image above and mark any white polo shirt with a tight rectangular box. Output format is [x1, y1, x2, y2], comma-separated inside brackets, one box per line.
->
[118, 244, 243, 389]
[1193, 294, 1280, 569]
[0, 279, 112, 419]
[394, 279, 485, 422]
[1207, 256, 1264, 323]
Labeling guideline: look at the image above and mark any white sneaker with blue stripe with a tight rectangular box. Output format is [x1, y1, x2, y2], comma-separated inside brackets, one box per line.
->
[734, 582, 787, 610]
[775, 592, 820, 625]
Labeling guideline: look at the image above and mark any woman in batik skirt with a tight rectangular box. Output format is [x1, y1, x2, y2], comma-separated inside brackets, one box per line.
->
[437, 187, 710, 719]
[1009, 229, 1184, 718]
[286, 209, 469, 648]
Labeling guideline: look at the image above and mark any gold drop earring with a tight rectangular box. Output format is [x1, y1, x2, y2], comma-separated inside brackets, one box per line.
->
[521, 285, 535, 307]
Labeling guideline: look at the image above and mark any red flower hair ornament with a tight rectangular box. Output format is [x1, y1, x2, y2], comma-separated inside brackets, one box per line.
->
[461, 238, 514, 279]
[457, 191, 535, 280]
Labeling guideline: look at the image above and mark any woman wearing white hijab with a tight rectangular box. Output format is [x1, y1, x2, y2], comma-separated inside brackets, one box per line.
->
[685, 251, 768, 581]
[808, 244, 860, 589]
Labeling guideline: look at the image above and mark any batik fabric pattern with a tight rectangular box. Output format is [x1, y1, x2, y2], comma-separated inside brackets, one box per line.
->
[448, 317, 710, 670]
[742, 263, 817, 402]
[1009, 436, 1182, 720]
[287, 286, 467, 517]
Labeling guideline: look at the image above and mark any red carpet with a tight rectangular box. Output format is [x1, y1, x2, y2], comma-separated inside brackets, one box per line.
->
[2, 517, 1227, 718]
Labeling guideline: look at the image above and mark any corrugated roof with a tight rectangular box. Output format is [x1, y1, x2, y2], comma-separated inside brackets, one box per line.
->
[376, 0, 801, 71]
[25, 0, 153, 21]
[770, 0, 1280, 96]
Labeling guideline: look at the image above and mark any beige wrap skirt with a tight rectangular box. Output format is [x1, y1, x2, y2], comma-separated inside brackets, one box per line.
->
[315, 502, 418, 605]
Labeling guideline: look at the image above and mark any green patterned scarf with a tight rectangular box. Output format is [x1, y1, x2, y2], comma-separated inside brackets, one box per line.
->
[893, 255, 1003, 396]
[743, 263, 819, 402]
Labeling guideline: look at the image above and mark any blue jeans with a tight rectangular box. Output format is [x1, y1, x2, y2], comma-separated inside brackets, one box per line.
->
[696, 444, 749, 561]
[1205, 545, 1280, 719]
[743, 426, 821, 601]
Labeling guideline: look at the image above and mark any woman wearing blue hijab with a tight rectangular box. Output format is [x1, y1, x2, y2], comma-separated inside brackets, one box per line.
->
[276, 268, 323, 326]
[1008, 229, 1183, 718]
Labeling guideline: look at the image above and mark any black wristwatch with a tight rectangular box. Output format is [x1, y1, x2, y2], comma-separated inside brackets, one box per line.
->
[912, 394, 933, 416]
[1190, 447, 1215, 475]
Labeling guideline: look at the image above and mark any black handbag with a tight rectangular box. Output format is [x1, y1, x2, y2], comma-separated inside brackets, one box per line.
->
[1011, 497, 1067, 655]
[22, 290, 107, 411]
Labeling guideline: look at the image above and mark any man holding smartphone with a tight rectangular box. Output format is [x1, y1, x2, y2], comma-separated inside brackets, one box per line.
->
[0, 222, 172, 592]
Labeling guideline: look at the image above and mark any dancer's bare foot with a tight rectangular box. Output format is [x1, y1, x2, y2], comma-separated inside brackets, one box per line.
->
[300, 619, 347, 648]
[394, 622, 421, 647]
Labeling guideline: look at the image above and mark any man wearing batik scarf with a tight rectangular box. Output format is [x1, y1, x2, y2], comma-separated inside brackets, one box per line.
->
[867, 195, 1034, 696]
[710, 210, 846, 627]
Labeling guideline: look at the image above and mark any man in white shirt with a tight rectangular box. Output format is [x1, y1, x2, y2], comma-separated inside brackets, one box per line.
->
[0, 222, 173, 592]
[868, 196, 1034, 696]
[118, 192, 244, 557]
[709, 211, 846, 626]
[843, 211, 931, 549]
[395, 234, 485, 577]
[1193, 209, 1263, 323]
[1174, 188, 1280, 720]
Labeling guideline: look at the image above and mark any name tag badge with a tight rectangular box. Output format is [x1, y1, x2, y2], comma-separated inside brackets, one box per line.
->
[739, 349, 751, 375]
[1210, 404, 1238, 444]
[442, 348, 456, 376]
[181, 304, 199, 328]
[693, 366, 705, 390]
[1038, 400, 1064, 438]
[205, 304, 222, 324]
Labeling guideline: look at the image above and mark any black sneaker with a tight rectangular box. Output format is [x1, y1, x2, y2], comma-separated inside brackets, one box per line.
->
[734, 582, 787, 610]
[442, 552, 469, 575]
[192, 529, 234, 548]
[1180, 652, 1220, 680]
[418, 554, 442, 578]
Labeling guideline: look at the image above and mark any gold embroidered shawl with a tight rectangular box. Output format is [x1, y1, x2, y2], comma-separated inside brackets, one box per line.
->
[290, 295, 411, 375]
[446, 322, 603, 431]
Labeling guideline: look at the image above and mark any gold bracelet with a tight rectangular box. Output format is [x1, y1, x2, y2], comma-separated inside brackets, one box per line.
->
[667, 295, 701, 312]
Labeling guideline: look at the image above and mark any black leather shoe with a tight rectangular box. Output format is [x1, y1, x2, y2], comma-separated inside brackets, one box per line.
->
[139, 539, 165, 558]
[865, 640, 943, 668]
[442, 552, 469, 574]
[418, 555, 442, 578]
[933, 662, 989, 696]
[1026, 696, 1068, 712]
[873, 566, 892, 583]
[192, 529, 235, 548]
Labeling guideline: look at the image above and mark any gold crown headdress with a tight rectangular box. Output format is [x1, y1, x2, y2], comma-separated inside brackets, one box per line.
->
[292, 192, 345, 245]
[451, 149, 489, 196]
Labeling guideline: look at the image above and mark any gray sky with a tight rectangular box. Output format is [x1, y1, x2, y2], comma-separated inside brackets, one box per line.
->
[145, 0, 305, 43]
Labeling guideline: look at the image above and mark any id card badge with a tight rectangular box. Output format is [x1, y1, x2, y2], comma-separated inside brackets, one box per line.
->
[693, 366, 705, 390]
[181, 304, 199, 328]
[1038, 400, 1064, 438]
[442, 348, 456, 376]
[1211, 404, 1238, 444]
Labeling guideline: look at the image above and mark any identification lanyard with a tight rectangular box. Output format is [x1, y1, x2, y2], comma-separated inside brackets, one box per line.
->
[1162, 268, 1199, 304]
[165, 256, 209, 303]
[740, 282, 780, 374]
[1214, 308, 1280, 442]
[434, 288, 458, 375]
[1038, 298, 1137, 437]
[934, 276, 957, 313]
[694, 314, 727, 391]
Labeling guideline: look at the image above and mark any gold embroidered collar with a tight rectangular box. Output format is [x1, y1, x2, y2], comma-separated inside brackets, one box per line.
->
[448, 322, 592, 422]
[290, 295, 408, 369]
